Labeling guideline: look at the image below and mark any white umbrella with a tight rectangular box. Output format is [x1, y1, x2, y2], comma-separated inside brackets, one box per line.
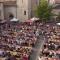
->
[31, 17, 39, 21]
[56, 23, 60, 25]
[10, 18, 19, 22]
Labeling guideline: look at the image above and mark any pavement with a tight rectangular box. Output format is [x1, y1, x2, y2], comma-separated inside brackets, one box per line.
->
[29, 35, 46, 60]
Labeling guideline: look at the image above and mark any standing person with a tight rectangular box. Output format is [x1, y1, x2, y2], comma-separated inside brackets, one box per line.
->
[22, 52, 29, 60]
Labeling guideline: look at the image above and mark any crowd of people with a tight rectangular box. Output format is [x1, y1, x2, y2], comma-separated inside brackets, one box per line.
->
[0, 20, 44, 60]
[0, 17, 60, 60]
[40, 23, 60, 60]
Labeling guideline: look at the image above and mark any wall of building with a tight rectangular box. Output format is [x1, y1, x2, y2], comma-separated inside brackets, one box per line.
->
[16, 0, 39, 21]
[0, 0, 60, 22]
[17, 0, 29, 22]
[0, 0, 39, 21]
[0, 0, 17, 20]
[4, 6, 17, 20]
[0, 3, 4, 20]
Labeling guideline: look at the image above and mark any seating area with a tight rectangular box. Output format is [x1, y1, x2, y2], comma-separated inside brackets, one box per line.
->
[40, 23, 60, 60]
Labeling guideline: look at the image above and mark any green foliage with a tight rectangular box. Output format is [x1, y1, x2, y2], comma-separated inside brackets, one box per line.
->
[36, 0, 53, 22]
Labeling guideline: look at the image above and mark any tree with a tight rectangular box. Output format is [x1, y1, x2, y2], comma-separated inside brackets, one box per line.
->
[36, 0, 53, 22]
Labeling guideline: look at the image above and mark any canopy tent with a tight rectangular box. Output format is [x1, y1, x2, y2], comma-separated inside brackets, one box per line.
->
[56, 23, 60, 25]
[10, 18, 19, 25]
[10, 18, 19, 22]
[30, 17, 39, 21]
[25, 17, 39, 23]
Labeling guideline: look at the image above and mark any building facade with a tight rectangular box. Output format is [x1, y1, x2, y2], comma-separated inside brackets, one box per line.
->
[0, 0, 17, 20]
[0, 0, 39, 22]
[0, 0, 60, 21]
[16, 0, 39, 21]
[0, 2, 4, 20]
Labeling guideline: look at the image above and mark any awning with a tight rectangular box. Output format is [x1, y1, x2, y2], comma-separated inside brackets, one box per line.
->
[57, 23, 60, 25]
[30, 17, 39, 21]
[10, 18, 19, 22]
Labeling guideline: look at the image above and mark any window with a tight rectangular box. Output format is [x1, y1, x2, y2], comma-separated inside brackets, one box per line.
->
[24, 11, 26, 15]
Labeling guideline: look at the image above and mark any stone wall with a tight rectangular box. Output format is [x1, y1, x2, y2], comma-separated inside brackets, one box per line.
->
[0, 3, 4, 20]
